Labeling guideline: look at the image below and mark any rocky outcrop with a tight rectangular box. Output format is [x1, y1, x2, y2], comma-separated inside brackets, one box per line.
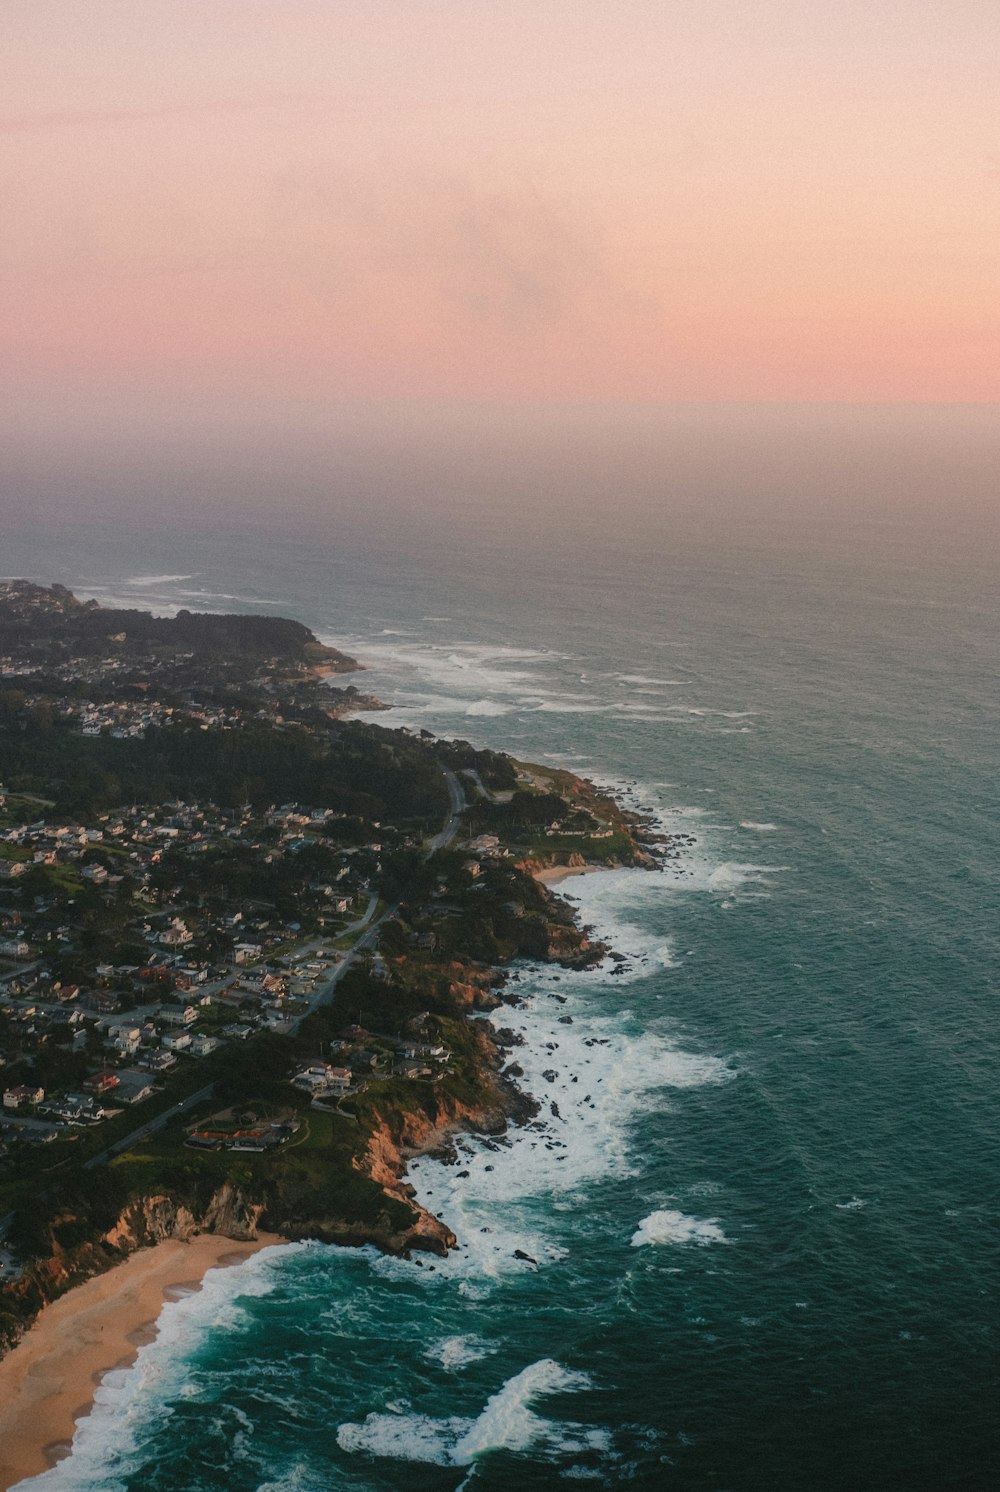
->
[441, 962, 504, 1010]
[345, 1059, 537, 1258]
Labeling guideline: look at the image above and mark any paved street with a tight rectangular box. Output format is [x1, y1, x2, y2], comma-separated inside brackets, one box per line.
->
[83, 1083, 217, 1169]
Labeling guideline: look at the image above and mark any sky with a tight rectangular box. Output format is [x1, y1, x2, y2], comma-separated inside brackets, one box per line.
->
[4, 0, 1000, 418]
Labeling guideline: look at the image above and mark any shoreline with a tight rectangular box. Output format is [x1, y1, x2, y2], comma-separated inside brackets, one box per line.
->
[0, 1233, 286, 1492]
[533, 861, 609, 886]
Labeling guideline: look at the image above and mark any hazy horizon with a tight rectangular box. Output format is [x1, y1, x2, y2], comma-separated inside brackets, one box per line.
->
[3, 399, 999, 544]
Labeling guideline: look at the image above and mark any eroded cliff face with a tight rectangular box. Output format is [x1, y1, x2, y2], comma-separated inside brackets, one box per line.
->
[102, 1184, 263, 1251]
[0, 1182, 267, 1355]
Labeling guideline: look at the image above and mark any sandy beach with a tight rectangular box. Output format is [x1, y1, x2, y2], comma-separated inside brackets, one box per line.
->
[533, 862, 606, 886]
[0, 1233, 286, 1492]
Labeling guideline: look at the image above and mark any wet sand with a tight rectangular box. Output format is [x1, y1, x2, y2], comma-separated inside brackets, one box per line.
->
[0, 1233, 286, 1491]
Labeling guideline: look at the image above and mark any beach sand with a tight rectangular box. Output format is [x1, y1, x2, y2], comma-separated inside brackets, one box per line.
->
[0, 1233, 286, 1492]
[533, 862, 607, 886]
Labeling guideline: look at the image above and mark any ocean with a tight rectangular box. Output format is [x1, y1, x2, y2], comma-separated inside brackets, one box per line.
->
[3, 491, 999, 1490]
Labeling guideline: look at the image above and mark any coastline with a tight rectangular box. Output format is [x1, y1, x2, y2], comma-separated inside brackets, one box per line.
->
[0, 1232, 286, 1492]
[533, 861, 608, 886]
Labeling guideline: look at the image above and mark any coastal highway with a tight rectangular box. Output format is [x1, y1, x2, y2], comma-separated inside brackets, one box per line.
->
[295, 892, 382, 1023]
[428, 768, 466, 852]
[308, 765, 467, 1017]
[83, 1083, 216, 1169]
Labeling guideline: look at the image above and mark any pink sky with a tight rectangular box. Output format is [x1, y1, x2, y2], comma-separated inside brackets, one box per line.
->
[4, 0, 1000, 408]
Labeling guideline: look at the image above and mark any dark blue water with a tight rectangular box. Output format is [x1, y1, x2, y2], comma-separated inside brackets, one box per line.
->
[5, 499, 999, 1491]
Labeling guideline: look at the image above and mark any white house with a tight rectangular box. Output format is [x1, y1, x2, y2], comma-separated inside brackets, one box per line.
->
[159, 918, 194, 948]
[190, 1033, 221, 1057]
[108, 1024, 142, 1056]
[3, 1085, 44, 1109]
[159, 1005, 198, 1027]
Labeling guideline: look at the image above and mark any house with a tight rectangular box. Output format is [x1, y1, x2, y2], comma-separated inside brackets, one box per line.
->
[0, 861, 28, 879]
[190, 1033, 221, 1058]
[87, 992, 122, 1014]
[0, 939, 30, 959]
[233, 943, 262, 965]
[81, 863, 109, 884]
[58, 1092, 107, 1121]
[173, 967, 207, 991]
[222, 1024, 253, 1041]
[395, 1059, 433, 1080]
[159, 918, 193, 948]
[159, 1005, 198, 1027]
[3, 1085, 44, 1109]
[292, 1061, 350, 1094]
[115, 1074, 155, 1104]
[84, 1070, 120, 1095]
[107, 1024, 142, 1056]
[140, 1050, 176, 1072]
[161, 1030, 192, 1052]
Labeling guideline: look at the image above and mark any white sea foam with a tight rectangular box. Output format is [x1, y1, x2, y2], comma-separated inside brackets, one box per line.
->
[255, 1470, 330, 1492]
[428, 1334, 495, 1371]
[739, 821, 779, 831]
[705, 862, 788, 893]
[630, 1210, 730, 1248]
[180, 588, 282, 607]
[365, 853, 736, 1287]
[73, 579, 282, 620]
[76, 586, 185, 618]
[374, 1000, 729, 1284]
[120, 573, 197, 587]
[530, 700, 609, 714]
[337, 1359, 607, 1468]
[347, 639, 554, 699]
[466, 699, 517, 717]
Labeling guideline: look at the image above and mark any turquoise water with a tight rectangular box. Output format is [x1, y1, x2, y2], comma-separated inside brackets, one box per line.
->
[4, 501, 999, 1490]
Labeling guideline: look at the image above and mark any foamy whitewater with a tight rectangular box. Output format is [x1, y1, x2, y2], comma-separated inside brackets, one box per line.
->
[6, 511, 999, 1490]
